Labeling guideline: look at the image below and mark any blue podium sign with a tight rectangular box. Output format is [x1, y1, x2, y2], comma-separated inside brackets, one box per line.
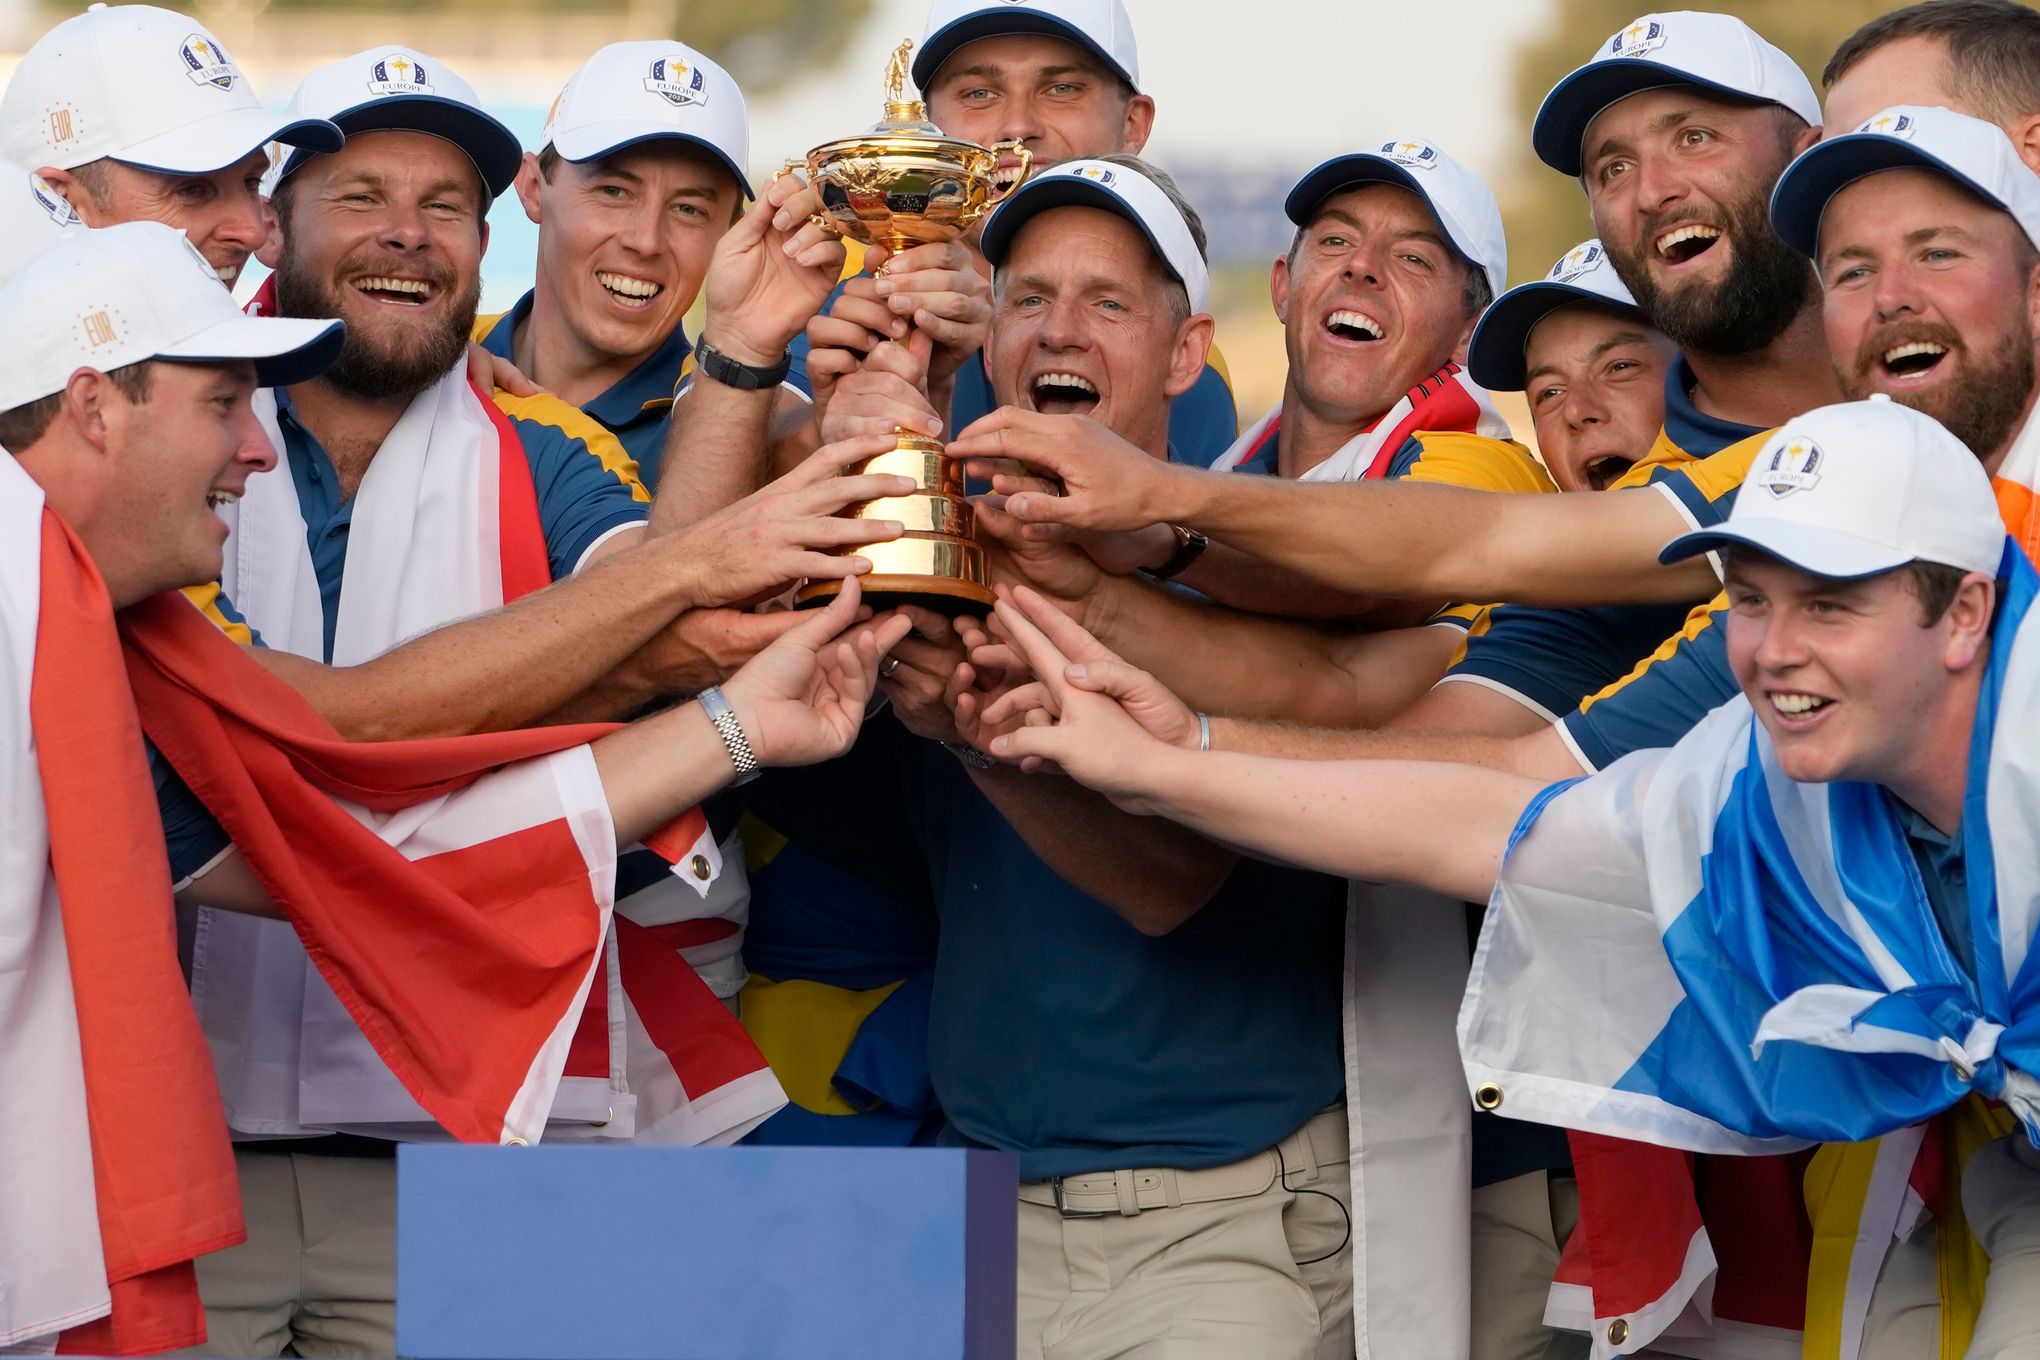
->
[396, 1145, 1017, 1360]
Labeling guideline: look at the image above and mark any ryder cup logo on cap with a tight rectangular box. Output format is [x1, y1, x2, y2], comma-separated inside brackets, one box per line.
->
[366, 51, 435, 96]
[914, 0, 1140, 91]
[980, 157, 1210, 314]
[0, 4, 341, 176]
[1658, 397, 2007, 581]
[1758, 436, 1823, 498]
[1533, 11, 1820, 177]
[1608, 16, 1668, 58]
[179, 33, 237, 91]
[1770, 105, 2040, 261]
[0, 221, 344, 413]
[1551, 239, 1606, 282]
[273, 46, 523, 197]
[1468, 237, 1644, 392]
[541, 42, 751, 196]
[644, 54, 707, 107]
[1284, 137, 1508, 302]
[1380, 139, 1441, 171]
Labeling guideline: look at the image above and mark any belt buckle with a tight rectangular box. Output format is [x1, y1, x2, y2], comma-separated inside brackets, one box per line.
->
[1050, 1175, 1110, 1219]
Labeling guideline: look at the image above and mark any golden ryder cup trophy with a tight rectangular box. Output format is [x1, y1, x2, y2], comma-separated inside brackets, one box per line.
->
[792, 40, 1031, 614]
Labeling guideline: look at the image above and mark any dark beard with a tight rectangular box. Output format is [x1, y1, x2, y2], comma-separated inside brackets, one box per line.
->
[271, 256, 478, 403]
[1844, 324, 2037, 464]
[1607, 187, 1814, 357]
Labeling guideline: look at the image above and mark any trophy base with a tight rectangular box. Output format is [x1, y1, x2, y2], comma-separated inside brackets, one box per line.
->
[795, 572, 996, 617]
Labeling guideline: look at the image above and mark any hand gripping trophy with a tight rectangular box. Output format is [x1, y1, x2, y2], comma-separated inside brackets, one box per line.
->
[791, 40, 1031, 613]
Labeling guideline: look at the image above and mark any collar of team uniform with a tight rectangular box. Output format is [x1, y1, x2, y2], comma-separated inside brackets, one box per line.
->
[481, 288, 691, 429]
[1660, 354, 1764, 459]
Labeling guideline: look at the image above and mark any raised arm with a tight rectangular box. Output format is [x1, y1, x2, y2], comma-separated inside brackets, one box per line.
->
[957, 410, 1715, 608]
[653, 175, 846, 530]
[985, 587, 1543, 902]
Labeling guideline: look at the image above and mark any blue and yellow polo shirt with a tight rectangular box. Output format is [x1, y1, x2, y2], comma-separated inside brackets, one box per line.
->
[1440, 358, 1763, 719]
[476, 290, 814, 491]
[1553, 428, 1772, 771]
[271, 385, 650, 663]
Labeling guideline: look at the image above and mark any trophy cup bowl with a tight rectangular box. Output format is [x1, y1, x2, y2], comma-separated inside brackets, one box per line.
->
[792, 41, 1031, 616]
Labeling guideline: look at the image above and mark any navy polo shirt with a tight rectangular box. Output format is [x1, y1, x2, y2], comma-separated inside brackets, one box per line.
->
[271, 386, 649, 662]
[479, 291, 814, 491]
[746, 709, 1346, 1179]
[1443, 359, 1764, 723]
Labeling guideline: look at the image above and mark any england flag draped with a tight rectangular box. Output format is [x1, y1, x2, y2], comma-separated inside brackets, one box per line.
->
[1461, 539, 2040, 1155]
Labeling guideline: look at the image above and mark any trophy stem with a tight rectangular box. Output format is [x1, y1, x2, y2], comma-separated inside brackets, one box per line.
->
[795, 429, 994, 617]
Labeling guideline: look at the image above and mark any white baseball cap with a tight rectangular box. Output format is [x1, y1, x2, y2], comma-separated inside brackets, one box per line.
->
[1284, 138, 1508, 302]
[1770, 105, 2040, 261]
[0, 158, 86, 287]
[1659, 396, 2006, 580]
[540, 41, 751, 197]
[980, 158, 1209, 313]
[0, 4, 341, 175]
[272, 47, 522, 197]
[1468, 240, 1647, 392]
[1534, 12, 1821, 177]
[913, 0, 1139, 91]
[0, 220, 343, 413]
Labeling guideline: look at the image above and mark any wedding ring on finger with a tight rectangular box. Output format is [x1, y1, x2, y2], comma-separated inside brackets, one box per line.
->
[881, 656, 902, 679]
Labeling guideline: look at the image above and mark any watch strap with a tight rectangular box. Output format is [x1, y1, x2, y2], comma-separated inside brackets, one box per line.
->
[698, 685, 763, 785]
[1143, 524, 1210, 581]
[694, 339, 792, 391]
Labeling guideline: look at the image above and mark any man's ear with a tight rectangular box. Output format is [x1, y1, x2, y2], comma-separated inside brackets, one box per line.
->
[255, 194, 284, 271]
[64, 367, 117, 450]
[35, 166, 99, 226]
[1451, 301, 1479, 367]
[1164, 311, 1215, 401]
[1792, 120, 1822, 156]
[1270, 253, 1292, 325]
[2011, 113, 2040, 177]
[513, 152, 544, 226]
[1944, 572, 1998, 671]
[1121, 94, 1156, 155]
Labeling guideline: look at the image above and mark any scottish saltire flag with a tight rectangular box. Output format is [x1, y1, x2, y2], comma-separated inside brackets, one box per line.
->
[1461, 540, 2040, 1154]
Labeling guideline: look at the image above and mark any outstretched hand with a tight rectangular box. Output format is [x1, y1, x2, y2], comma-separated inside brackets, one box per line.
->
[700, 174, 848, 366]
[984, 586, 1199, 812]
[721, 578, 914, 769]
[668, 433, 915, 606]
[951, 409, 1186, 536]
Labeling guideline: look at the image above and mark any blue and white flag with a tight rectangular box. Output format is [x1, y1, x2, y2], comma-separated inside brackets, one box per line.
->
[1460, 541, 2040, 1153]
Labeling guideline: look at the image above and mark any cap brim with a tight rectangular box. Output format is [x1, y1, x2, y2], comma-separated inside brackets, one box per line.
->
[1533, 61, 1772, 176]
[913, 10, 1135, 90]
[1769, 136, 2004, 260]
[112, 108, 343, 176]
[280, 97, 523, 197]
[156, 314, 346, 389]
[1658, 519, 1914, 579]
[1466, 284, 1645, 391]
[549, 123, 752, 198]
[1285, 155, 1435, 227]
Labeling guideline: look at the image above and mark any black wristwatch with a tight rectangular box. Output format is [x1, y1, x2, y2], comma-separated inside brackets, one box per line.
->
[1141, 524, 1210, 581]
[694, 338, 792, 391]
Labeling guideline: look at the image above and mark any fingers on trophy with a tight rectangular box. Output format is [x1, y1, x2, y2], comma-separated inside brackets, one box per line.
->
[790, 39, 1031, 615]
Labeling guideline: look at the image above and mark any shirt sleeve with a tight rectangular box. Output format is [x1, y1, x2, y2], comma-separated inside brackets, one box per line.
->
[495, 394, 653, 578]
[1556, 595, 1737, 772]
[1440, 596, 1704, 723]
[1641, 430, 1762, 529]
[179, 581, 264, 647]
[1386, 432, 1561, 495]
[1164, 355, 1241, 469]
[147, 738, 232, 889]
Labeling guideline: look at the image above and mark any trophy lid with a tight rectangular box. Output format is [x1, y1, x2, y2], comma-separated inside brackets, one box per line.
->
[869, 39, 946, 137]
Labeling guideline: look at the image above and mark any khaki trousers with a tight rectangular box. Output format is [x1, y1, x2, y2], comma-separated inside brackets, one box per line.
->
[1015, 1108, 1353, 1360]
[1962, 1135, 2040, 1359]
[179, 1149, 396, 1358]
[1472, 1171, 1580, 1360]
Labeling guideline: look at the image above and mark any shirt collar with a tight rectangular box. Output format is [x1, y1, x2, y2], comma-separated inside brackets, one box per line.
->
[478, 288, 691, 430]
[1661, 355, 1764, 459]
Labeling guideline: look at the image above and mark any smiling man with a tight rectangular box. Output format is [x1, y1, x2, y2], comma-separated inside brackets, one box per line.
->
[477, 41, 812, 485]
[0, 4, 341, 288]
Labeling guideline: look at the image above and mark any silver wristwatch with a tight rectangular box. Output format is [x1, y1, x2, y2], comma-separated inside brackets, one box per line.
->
[698, 685, 762, 786]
